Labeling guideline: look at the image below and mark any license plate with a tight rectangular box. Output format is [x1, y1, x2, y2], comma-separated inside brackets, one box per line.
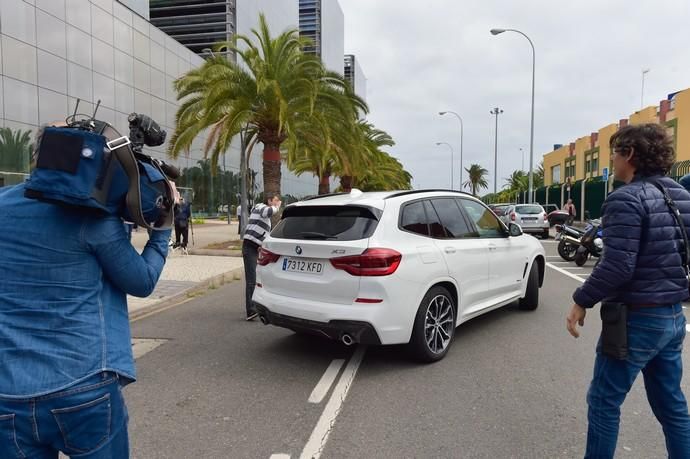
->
[522, 217, 537, 221]
[282, 257, 324, 275]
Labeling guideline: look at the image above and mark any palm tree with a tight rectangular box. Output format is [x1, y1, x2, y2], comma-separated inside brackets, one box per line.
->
[0, 127, 32, 173]
[338, 121, 395, 192]
[169, 14, 365, 199]
[462, 164, 489, 196]
[286, 85, 367, 194]
[504, 170, 528, 193]
[350, 151, 412, 191]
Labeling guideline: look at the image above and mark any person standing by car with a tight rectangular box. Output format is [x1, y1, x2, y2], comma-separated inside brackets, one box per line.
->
[564, 198, 577, 225]
[242, 195, 281, 321]
[566, 123, 690, 458]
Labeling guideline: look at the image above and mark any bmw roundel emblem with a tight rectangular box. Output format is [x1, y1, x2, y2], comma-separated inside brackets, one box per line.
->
[295, 245, 303, 255]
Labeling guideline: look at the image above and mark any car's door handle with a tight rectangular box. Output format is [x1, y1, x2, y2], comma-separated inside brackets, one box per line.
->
[444, 247, 456, 254]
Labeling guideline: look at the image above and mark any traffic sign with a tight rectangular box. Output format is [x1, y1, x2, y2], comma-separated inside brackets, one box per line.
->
[602, 167, 609, 182]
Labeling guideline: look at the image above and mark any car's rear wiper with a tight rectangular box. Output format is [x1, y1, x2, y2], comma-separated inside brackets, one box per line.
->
[295, 231, 338, 240]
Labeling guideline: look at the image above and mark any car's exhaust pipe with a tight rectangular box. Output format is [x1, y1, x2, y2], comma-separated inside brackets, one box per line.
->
[340, 333, 354, 346]
[259, 314, 269, 325]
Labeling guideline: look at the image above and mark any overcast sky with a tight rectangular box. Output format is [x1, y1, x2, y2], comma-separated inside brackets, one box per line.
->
[338, 0, 690, 192]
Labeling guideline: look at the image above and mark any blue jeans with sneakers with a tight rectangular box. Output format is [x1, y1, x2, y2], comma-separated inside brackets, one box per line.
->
[585, 304, 690, 458]
[0, 372, 128, 458]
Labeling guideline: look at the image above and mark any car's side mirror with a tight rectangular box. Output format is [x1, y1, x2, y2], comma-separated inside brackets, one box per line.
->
[508, 222, 523, 237]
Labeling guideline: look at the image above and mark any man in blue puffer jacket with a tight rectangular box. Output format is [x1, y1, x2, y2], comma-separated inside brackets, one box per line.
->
[566, 123, 690, 458]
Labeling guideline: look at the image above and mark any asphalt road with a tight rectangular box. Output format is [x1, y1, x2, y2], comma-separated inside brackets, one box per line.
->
[125, 239, 688, 458]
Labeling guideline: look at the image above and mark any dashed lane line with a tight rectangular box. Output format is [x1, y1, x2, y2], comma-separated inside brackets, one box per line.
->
[308, 359, 345, 404]
[300, 346, 367, 459]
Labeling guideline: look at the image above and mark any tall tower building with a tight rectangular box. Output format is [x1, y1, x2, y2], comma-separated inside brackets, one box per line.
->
[298, 0, 344, 74]
[344, 54, 366, 102]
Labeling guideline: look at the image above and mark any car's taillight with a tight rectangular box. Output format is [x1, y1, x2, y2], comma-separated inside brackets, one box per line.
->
[257, 248, 280, 266]
[330, 248, 402, 276]
[511, 212, 516, 221]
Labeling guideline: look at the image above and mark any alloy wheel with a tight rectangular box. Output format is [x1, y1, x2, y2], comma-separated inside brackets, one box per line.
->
[424, 295, 454, 354]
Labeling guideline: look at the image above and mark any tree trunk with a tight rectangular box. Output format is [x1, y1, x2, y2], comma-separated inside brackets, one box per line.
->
[318, 167, 331, 195]
[262, 143, 282, 200]
[340, 175, 353, 192]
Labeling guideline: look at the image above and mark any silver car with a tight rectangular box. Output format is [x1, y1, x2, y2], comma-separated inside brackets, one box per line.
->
[509, 204, 550, 239]
[489, 203, 514, 226]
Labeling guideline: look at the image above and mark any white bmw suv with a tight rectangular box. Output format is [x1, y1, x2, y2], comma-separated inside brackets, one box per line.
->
[253, 189, 545, 362]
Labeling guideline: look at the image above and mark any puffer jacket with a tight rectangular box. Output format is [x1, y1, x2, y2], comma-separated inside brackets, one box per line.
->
[573, 175, 690, 308]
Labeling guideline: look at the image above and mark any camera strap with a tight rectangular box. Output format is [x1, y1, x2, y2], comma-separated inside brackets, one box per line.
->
[106, 136, 174, 231]
[646, 179, 690, 279]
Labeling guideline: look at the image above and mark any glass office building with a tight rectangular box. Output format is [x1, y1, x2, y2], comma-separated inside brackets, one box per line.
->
[0, 0, 316, 212]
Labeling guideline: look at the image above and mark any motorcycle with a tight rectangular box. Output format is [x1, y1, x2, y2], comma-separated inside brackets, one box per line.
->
[555, 223, 587, 261]
[574, 220, 604, 266]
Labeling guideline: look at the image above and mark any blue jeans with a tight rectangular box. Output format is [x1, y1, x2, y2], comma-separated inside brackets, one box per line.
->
[0, 372, 129, 458]
[586, 304, 690, 458]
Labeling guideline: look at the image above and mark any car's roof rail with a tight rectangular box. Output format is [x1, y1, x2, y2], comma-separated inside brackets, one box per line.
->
[384, 189, 473, 200]
[301, 191, 350, 201]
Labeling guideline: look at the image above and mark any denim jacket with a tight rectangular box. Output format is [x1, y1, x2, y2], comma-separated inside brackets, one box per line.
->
[0, 184, 171, 398]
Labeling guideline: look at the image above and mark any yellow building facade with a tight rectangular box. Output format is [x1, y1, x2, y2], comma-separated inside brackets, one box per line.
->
[543, 87, 690, 186]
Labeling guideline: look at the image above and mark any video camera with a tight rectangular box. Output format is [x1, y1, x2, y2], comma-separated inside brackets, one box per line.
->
[24, 100, 179, 230]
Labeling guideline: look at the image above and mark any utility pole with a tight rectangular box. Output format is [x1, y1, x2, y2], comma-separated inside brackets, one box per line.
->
[490, 107, 504, 195]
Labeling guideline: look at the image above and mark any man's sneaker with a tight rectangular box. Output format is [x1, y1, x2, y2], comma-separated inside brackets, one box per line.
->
[246, 312, 258, 321]
[182, 247, 188, 255]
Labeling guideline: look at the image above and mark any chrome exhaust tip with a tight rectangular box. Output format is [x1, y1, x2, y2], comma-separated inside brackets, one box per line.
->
[341, 333, 354, 346]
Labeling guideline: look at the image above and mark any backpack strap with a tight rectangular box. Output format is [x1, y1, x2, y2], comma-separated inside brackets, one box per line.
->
[646, 178, 690, 274]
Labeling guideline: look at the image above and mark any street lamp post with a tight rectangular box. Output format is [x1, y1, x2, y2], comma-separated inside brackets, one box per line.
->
[491, 28, 536, 203]
[641, 68, 650, 109]
[520, 147, 524, 171]
[439, 111, 464, 189]
[490, 107, 503, 195]
[435, 142, 454, 189]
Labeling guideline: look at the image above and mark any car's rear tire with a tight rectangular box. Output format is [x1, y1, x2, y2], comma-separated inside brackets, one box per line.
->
[409, 286, 456, 363]
[518, 262, 539, 310]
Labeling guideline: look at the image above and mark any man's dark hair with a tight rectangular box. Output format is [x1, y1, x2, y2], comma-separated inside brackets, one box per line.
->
[609, 123, 675, 176]
[266, 194, 280, 202]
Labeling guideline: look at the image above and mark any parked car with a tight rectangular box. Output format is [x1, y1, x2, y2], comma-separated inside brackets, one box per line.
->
[508, 204, 550, 239]
[489, 203, 514, 225]
[253, 189, 545, 362]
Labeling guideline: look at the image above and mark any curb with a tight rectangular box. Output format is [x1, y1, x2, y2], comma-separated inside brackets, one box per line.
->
[188, 248, 242, 257]
[129, 266, 245, 322]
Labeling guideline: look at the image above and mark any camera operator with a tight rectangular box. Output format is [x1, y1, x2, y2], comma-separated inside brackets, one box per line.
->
[0, 124, 176, 457]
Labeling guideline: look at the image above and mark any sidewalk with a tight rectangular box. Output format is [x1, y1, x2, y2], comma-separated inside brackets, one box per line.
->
[127, 220, 245, 320]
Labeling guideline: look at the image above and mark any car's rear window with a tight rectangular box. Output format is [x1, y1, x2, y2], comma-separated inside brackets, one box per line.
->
[515, 205, 543, 215]
[271, 205, 380, 241]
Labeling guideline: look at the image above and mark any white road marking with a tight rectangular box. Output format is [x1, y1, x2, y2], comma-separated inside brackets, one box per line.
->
[561, 267, 584, 270]
[687, 325, 690, 333]
[546, 262, 585, 283]
[300, 346, 367, 459]
[549, 261, 576, 265]
[541, 240, 558, 244]
[270, 455, 291, 459]
[309, 359, 345, 404]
